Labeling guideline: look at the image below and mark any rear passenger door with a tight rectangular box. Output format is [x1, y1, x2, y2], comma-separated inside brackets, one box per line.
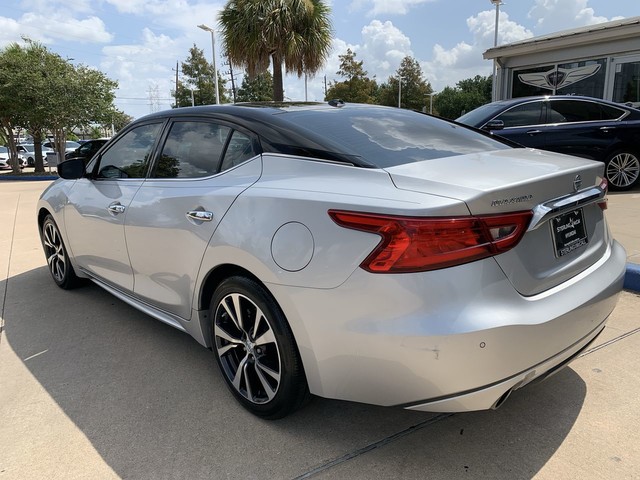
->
[542, 99, 625, 160]
[124, 118, 262, 319]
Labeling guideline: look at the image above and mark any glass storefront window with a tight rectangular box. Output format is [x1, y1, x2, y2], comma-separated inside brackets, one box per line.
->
[612, 60, 640, 107]
[512, 58, 607, 99]
[556, 59, 606, 97]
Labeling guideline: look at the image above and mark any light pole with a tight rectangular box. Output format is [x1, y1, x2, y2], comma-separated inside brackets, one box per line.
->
[490, 0, 503, 101]
[428, 92, 437, 114]
[397, 75, 404, 108]
[197, 23, 220, 105]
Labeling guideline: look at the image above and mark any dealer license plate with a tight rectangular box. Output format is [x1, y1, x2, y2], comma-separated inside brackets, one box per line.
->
[551, 208, 588, 257]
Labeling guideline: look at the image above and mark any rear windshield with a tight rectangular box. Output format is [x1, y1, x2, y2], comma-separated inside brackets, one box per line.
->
[282, 106, 510, 168]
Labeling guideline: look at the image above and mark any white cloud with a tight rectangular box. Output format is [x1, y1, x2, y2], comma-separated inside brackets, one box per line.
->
[1, 0, 113, 46]
[104, 0, 224, 34]
[528, 0, 619, 34]
[360, 20, 412, 77]
[101, 28, 184, 115]
[350, 0, 436, 16]
[422, 9, 532, 91]
[21, 12, 113, 44]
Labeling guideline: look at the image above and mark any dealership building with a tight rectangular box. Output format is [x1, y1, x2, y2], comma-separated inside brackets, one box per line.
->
[484, 16, 640, 107]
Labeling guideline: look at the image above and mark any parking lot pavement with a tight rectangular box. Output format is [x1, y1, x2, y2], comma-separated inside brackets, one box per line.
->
[1, 180, 639, 480]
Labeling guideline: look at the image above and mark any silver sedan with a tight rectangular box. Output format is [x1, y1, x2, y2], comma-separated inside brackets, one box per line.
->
[38, 103, 626, 419]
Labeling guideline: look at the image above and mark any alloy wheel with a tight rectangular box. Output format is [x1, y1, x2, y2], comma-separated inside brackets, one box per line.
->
[606, 152, 640, 189]
[43, 221, 67, 283]
[214, 293, 282, 404]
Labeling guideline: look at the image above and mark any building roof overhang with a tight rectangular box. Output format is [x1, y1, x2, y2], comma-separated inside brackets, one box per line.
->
[484, 16, 640, 60]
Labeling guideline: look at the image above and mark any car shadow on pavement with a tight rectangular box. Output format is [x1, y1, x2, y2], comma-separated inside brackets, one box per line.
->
[2, 267, 587, 479]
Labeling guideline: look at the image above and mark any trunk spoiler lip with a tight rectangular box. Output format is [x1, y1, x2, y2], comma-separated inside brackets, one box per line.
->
[528, 181, 607, 231]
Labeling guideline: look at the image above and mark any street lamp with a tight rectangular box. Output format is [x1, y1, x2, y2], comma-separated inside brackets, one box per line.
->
[397, 75, 404, 108]
[428, 92, 437, 114]
[490, 0, 503, 101]
[197, 23, 220, 105]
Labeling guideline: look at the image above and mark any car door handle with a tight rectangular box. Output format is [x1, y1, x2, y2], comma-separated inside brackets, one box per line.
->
[526, 129, 542, 135]
[599, 126, 615, 131]
[107, 202, 126, 215]
[186, 210, 214, 222]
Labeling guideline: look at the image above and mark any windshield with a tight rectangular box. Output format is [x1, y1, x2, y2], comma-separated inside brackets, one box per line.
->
[0, 146, 7, 154]
[457, 102, 507, 126]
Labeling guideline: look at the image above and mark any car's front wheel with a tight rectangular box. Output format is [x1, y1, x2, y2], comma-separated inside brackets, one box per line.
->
[41, 215, 82, 289]
[605, 150, 640, 191]
[210, 276, 308, 419]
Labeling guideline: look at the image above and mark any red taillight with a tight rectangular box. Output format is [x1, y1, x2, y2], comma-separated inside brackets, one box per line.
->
[329, 209, 533, 273]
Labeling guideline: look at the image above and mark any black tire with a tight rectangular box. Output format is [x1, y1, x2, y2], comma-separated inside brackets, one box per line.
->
[41, 215, 82, 289]
[210, 276, 309, 419]
[605, 150, 640, 191]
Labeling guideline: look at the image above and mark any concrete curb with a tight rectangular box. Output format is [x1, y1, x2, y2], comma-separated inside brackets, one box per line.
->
[625, 263, 640, 293]
[0, 175, 57, 181]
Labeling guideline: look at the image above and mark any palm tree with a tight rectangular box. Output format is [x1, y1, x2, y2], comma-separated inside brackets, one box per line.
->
[219, 0, 332, 102]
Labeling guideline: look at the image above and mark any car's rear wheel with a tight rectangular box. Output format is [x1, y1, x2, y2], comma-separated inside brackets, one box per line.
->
[210, 276, 308, 419]
[41, 215, 82, 289]
[605, 150, 640, 191]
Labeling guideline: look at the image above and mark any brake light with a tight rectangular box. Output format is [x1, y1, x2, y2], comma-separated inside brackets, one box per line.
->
[329, 210, 533, 273]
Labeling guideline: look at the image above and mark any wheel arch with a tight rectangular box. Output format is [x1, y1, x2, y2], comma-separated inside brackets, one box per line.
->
[196, 262, 317, 393]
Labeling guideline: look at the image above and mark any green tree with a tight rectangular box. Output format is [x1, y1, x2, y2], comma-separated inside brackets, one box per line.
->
[219, 0, 333, 102]
[325, 49, 378, 104]
[378, 56, 432, 110]
[434, 75, 492, 119]
[173, 44, 228, 107]
[236, 71, 274, 102]
[0, 40, 118, 172]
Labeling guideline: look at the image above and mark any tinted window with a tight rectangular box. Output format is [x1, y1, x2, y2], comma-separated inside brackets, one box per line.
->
[220, 131, 256, 171]
[283, 107, 510, 168]
[153, 121, 231, 178]
[600, 104, 626, 121]
[97, 123, 161, 179]
[548, 100, 602, 123]
[495, 102, 544, 127]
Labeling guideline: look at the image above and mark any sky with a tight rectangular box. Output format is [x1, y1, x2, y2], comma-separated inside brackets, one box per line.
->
[1, 0, 637, 120]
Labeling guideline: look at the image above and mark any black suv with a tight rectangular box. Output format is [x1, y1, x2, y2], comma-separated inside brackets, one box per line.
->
[65, 139, 109, 164]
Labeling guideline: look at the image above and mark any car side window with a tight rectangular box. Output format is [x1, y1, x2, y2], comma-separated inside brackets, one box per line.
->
[96, 123, 161, 179]
[494, 102, 544, 128]
[220, 131, 257, 172]
[153, 121, 231, 178]
[599, 104, 626, 121]
[548, 100, 602, 123]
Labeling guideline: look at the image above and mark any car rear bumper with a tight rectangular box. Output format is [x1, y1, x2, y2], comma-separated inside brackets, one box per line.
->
[268, 239, 626, 410]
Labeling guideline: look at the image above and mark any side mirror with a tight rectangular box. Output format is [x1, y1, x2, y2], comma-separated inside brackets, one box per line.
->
[483, 119, 505, 131]
[58, 157, 86, 179]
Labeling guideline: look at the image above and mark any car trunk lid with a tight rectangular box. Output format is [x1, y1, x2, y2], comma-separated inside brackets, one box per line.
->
[384, 148, 609, 296]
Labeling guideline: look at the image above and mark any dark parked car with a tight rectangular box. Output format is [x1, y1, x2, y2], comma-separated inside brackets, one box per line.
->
[65, 139, 109, 163]
[457, 95, 640, 190]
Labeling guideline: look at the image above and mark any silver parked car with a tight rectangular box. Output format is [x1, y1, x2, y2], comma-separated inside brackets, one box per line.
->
[38, 103, 626, 419]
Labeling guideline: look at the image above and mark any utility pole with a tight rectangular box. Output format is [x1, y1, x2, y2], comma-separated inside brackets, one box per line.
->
[222, 57, 238, 103]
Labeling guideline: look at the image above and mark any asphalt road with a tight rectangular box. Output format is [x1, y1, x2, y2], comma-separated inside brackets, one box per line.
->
[1, 180, 639, 480]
